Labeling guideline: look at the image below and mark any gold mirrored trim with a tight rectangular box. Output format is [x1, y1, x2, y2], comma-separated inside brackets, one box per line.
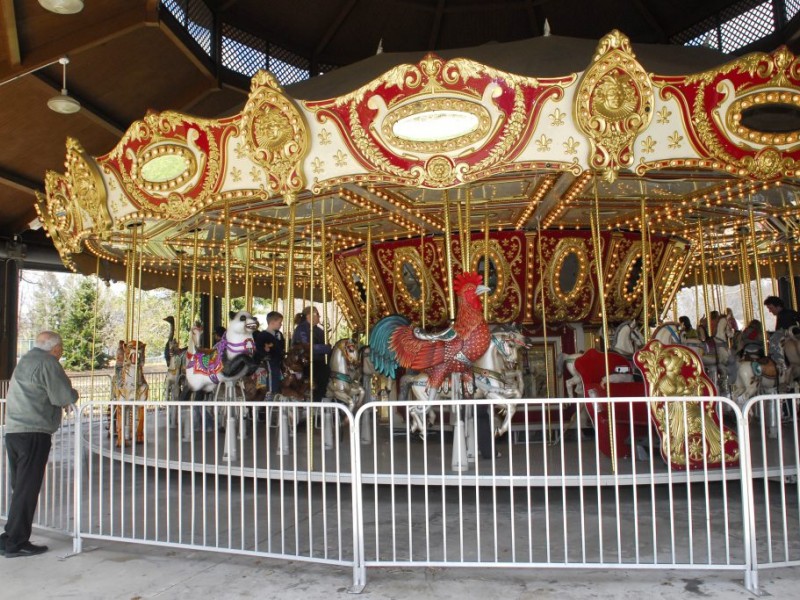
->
[726, 90, 800, 147]
[135, 143, 198, 192]
[380, 97, 491, 153]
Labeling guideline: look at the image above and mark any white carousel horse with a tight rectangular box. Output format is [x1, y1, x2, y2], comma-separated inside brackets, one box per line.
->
[111, 340, 148, 447]
[471, 325, 528, 436]
[607, 319, 646, 357]
[652, 321, 710, 370]
[184, 310, 258, 393]
[697, 317, 735, 391]
[326, 338, 366, 411]
[557, 352, 584, 398]
[401, 326, 527, 436]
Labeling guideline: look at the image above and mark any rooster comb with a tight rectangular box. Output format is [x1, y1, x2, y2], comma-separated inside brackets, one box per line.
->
[453, 271, 484, 295]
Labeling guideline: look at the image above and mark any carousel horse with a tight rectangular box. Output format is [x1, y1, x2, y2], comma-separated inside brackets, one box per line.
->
[471, 325, 528, 436]
[607, 319, 646, 357]
[557, 352, 584, 398]
[111, 340, 148, 446]
[361, 346, 396, 403]
[780, 326, 800, 392]
[652, 321, 710, 369]
[274, 342, 311, 401]
[326, 338, 366, 411]
[401, 326, 527, 436]
[184, 310, 259, 394]
[697, 316, 735, 391]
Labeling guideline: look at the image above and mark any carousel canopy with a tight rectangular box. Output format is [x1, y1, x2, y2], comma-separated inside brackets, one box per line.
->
[31, 26, 800, 327]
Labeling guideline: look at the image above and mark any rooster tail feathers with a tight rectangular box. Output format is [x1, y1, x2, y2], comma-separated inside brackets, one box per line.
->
[369, 314, 411, 379]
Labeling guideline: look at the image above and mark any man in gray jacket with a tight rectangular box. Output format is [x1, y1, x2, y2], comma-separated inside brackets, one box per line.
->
[1, 331, 78, 558]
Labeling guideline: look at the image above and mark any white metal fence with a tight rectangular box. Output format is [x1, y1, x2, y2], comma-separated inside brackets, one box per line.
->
[3, 391, 800, 592]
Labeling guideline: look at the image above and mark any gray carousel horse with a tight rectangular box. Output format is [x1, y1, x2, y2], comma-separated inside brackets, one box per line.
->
[326, 337, 366, 411]
[697, 317, 735, 393]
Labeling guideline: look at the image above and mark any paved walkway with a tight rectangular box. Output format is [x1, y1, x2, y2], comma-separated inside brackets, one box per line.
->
[0, 529, 796, 599]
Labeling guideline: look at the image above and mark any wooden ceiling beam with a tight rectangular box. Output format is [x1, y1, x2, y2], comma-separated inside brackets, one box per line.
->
[0, 166, 40, 196]
[175, 80, 221, 113]
[1, 0, 20, 66]
[0, 8, 148, 84]
[31, 73, 127, 137]
[313, 0, 359, 59]
[158, 20, 216, 81]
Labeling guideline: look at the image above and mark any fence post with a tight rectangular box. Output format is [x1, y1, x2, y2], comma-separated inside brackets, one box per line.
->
[741, 397, 760, 594]
[72, 403, 83, 554]
[350, 403, 367, 593]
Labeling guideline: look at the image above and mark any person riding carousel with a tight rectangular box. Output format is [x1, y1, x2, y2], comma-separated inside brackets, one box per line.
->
[678, 315, 699, 339]
[737, 318, 764, 358]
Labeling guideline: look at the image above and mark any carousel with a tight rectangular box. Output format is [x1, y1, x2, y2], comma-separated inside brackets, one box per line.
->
[34, 30, 800, 481]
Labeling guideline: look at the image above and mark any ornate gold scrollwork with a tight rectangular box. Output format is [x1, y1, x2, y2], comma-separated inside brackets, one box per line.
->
[242, 71, 309, 204]
[575, 30, 654, 182]
[392, 247, 433, 312]
[635, 340, 739, 469]
[65, 138, 110, 234]
[38, 172, 82, 257]
[534, 237, 594, 322]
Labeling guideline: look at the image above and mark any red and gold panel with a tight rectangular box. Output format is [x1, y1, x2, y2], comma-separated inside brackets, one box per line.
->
[532, 233, 598, 322]
[652, 47, 800, 180]
[307, 55, 572, 189]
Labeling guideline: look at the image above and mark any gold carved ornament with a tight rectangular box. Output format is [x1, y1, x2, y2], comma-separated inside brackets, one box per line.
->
[65, 138, 111, 235]
[635, 341, 739, 468]
[241, 71, 309, 204]
[534, 237, 594, 322]
[389, 246, 436, 315]
[677, 47, 800, 179]
[37, 171, 82, 259]
[575, 30, 654, 183]
[314, 55, 534, 188]
[105, 111, 224, 222]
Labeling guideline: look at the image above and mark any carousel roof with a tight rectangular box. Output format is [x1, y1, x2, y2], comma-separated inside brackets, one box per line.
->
[27, 24, 800, 328]
[1, 0, 799, 248]
[5, 2, 800, 327]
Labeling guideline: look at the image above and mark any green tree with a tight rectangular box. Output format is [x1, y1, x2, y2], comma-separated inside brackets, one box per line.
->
[60, 278, 110, 371]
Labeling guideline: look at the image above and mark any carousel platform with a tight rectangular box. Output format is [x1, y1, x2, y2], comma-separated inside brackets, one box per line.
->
[84, 402, 799, 487]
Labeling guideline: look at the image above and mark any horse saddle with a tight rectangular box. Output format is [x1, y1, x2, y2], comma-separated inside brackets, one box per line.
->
[188, 349, 223, 377]
[751, 357, 778, 379]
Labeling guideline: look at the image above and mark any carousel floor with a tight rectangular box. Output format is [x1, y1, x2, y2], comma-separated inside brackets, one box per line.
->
[84, 404, 800, 487]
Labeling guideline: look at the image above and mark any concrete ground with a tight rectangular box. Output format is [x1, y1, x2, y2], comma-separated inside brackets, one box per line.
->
[0, 529, 796, 599]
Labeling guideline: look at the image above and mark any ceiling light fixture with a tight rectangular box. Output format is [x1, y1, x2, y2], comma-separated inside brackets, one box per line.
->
[47, 57, 81, 114]
[38, 0, 84, 14]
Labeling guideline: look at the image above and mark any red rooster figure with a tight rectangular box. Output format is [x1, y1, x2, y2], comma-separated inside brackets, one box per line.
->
[370, 271, 491, 403]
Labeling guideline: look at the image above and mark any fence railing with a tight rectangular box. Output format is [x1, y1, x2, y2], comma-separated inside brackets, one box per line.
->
[3, 391, 800, 593]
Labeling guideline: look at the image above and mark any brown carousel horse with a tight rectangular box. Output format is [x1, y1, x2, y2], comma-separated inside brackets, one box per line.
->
[275, 342, 311, 401]
[111, 340, 148, 446]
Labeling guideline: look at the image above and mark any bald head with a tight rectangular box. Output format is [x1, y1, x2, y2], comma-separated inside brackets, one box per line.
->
[35, 331, 64, 358]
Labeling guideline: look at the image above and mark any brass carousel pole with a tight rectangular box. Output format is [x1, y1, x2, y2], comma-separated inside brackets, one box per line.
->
[209, 265, 214, 342]
[768, 255, 778, 297]
[443, 190, 455, 320]
[536, 221, 551, 398]
[271, 253, 278, 310]
[365, 225, 372, 341]
[135, 223, 145, 394]
[285, 204, 297, 343]
[456, 192, 466, 272]
[190, 229, 199, 336]
[748, 203, 769, 357]
[321, 215, 329, 343]
[90, 255, 101, 400]
[592, 175, 616, 474]
[175, 252, 184, 346]
[693, 266, 701, 330]
[420, 230, 427, 328]
[788, 237, 798, 311]
[483, 211, 490, 321]
[309, 204, 315, 466]
[224, 198, 231, 317]
[739, 236, 752, 324]
[697, 223, 712, 335]
[464, 187, 472, 270]
[640, 197, 649, 342]
[244, 236, 252, 313]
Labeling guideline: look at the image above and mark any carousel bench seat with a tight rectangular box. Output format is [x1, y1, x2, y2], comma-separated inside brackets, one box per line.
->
[573, 349, 648, 460]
